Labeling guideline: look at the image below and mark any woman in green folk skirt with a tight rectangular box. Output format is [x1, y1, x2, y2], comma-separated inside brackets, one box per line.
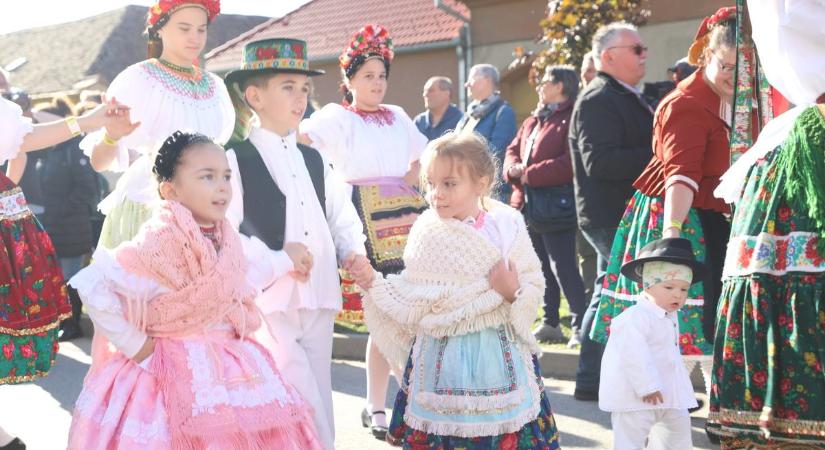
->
[707, 1, 825, 447]
[590, 7, 738, 399]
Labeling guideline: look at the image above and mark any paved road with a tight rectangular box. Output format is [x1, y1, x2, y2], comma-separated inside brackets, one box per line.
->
[0, 337, 718, 449]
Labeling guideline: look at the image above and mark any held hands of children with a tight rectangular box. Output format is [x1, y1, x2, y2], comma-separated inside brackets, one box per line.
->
[345, 252, 374, 290]
[284, 242, 313, 282]
[642, 390, 664, 405]
[488, 259, 520, 303]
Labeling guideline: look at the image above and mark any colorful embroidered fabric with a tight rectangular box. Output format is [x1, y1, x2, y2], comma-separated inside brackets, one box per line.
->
[147, 0, 220, 27]
[339, 24, 394, 76]
[708, 106, 825, 447]
[346, 105, 395, 127]
[142, 59, 216, 101]
[388, 349, 561, 450]
[339, 180, 426, 322]
[0, 175, 70, 385]
[589, 192, 713, 357]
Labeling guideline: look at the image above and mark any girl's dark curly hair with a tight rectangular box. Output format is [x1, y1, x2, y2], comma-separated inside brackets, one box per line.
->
[153, 131, 217, 182]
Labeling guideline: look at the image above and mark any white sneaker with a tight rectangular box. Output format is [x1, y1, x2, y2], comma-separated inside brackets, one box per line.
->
[566, 332, 582, 349]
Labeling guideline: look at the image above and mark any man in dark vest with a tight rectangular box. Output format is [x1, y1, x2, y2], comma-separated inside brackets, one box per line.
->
[224, 38, 370, 450]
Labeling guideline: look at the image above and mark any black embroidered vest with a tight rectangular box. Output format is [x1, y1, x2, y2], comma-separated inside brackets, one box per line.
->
[233, 139, 326, 250]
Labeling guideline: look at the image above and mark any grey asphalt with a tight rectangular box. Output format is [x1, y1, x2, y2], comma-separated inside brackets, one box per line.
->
[0, 337, 718, 449]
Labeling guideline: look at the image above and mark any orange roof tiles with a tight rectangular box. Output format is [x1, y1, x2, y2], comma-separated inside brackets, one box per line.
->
[205, 0, 469, 72]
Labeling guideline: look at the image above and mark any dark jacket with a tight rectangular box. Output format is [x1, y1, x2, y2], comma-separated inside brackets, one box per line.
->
[414, 104, 463, 141]
[456, 99, 517, 162]
[568, 72, 654, 230]
[503, 98, 575, 209]
[39, 136, 98, 257]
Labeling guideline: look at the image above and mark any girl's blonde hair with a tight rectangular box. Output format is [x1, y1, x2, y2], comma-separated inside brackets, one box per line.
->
[419, 132, 499, 202]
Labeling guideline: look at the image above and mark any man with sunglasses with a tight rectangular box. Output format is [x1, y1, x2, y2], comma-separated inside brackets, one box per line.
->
[568, 22, 654, 402]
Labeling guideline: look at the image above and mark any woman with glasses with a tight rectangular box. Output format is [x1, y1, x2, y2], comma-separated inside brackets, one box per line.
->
[588, 6, 737, 420]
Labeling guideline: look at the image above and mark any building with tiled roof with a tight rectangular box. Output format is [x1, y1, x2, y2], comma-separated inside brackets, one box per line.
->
[0, 5, 268, 99]
[206, 0, 470, 115]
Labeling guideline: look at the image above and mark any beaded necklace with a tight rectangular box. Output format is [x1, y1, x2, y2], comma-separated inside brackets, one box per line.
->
[200, 224, 220, 252]
[158, 58, 196, 76]
[346, 105, 395, 127]
[143, 59, 216, 101]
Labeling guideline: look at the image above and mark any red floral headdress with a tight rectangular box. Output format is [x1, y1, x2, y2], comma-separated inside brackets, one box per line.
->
[147, 0, 221, 35]
[688, 6, 736, 65]
[339, 24, 394, 78]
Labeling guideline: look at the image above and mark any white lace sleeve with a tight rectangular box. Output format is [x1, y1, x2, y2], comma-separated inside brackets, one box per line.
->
[387, 104, 427, 163]
[0, 98, 33, 163]
[299, 103, 350, 162]
[69, 248, 166, 358]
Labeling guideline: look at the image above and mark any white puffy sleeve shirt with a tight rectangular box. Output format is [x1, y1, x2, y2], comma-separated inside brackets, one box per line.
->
[69, 235, 286, 359]
[598, 299, 698, 412]
[299, 103, 427, 180]
[0, 98, 33, 164]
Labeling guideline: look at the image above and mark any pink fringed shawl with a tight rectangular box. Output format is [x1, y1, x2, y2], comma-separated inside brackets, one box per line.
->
[99, 201, 271, 449]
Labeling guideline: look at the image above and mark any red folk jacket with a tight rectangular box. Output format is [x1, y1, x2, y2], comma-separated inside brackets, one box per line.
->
[633, 69, 731, 214]
[503, 98, 575, 209]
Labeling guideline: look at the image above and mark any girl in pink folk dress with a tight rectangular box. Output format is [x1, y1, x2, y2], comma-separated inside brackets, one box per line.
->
[67, 131, 321, 450]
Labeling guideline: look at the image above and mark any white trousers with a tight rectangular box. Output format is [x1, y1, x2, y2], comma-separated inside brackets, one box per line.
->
[611, 409, 692, 450]
[259, 308, 337, 450]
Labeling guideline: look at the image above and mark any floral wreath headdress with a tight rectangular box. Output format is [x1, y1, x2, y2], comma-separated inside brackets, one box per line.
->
[339, 24, 394, 79]
[145, 0, 221, 40]
[687, 6, 736, 66]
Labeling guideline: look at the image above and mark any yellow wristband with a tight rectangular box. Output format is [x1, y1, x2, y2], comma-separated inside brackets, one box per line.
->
[668, 219, 683, 231]
[65, 117, 82, 137]
[102, 132, 119, 146]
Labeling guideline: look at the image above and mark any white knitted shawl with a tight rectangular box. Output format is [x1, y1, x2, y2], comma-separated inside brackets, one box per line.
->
[363, 204, 545, 370]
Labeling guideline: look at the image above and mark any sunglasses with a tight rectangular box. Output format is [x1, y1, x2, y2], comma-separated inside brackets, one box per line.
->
[607, 44, 648, 56]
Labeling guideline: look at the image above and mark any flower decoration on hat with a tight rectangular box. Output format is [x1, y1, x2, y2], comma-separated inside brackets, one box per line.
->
[339, 24, 394, 78]
[146, 0, 221, 39]
[688, 6, 736, 66]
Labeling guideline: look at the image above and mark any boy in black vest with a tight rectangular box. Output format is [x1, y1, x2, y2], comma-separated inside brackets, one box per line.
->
[224, 38, 370, 450]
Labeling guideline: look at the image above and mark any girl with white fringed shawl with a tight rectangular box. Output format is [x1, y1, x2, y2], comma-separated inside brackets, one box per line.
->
[354, 133, 562, 449]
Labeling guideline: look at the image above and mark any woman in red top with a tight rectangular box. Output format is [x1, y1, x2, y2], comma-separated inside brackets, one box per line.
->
[589, 6, 737, 405]
[504, 65, 586, 348]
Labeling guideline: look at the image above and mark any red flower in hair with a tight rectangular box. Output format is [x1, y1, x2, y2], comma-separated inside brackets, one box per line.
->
[148, 0, 221, 27]
[339, 24, 395, 72]
[694, 6, 736, 40]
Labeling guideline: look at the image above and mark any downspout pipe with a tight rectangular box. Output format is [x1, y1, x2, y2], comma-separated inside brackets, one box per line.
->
[435, 0, 471, 108]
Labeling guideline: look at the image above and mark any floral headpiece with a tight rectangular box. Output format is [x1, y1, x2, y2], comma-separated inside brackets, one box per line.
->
[688, 6, 736, 65]
[339, 24, 394, 78]
[146, 0, 221, 39]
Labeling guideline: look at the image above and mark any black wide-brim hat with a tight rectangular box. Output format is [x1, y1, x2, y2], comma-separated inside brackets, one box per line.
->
[224, 38, 325, 88]
[620, 237, 708, 285]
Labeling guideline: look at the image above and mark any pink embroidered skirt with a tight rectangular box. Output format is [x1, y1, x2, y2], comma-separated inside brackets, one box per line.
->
[67, 334, 321, 450]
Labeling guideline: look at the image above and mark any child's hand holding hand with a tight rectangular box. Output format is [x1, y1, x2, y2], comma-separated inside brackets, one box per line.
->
[642, 391, 664, 405]
[344, 252, 375, 289]
[488, 259, 520, 303]
[132, 337, 155, 364]
[284, 242, 313, 282]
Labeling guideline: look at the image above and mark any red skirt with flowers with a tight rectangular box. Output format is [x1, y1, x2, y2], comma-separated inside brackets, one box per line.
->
[0, 174, 70, 384]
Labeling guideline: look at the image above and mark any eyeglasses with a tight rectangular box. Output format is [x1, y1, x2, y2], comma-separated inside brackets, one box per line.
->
[711, 51, 736, 73]
[607, 44, 648, 56]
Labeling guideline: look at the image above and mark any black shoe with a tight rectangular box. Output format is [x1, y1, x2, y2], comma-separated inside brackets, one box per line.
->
[688, 398, 705, 413]
[573, 388, 599, 401]
[0, 437, 26, 450]
[58, 323, 84, 342]
[361, 408, 388, 441]
[705, 423, 721, 444]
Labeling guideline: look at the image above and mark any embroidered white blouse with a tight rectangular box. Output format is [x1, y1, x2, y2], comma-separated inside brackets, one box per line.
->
[0, 98, 32, 164]
[69, 235, 288, 359]
[299, 103, 427, 181]
[80, 60, 234, 212]
[226, 127, 367, 312]
[598, 297, 698, 412]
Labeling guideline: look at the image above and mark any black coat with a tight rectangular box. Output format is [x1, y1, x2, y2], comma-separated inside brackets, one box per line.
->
[568, 72, 654, 230]
[39, 136, 98, 257]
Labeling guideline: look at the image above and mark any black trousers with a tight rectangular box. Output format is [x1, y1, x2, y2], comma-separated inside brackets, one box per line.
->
[529, 228, 587, 330]
[697, 209, 731, 344]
